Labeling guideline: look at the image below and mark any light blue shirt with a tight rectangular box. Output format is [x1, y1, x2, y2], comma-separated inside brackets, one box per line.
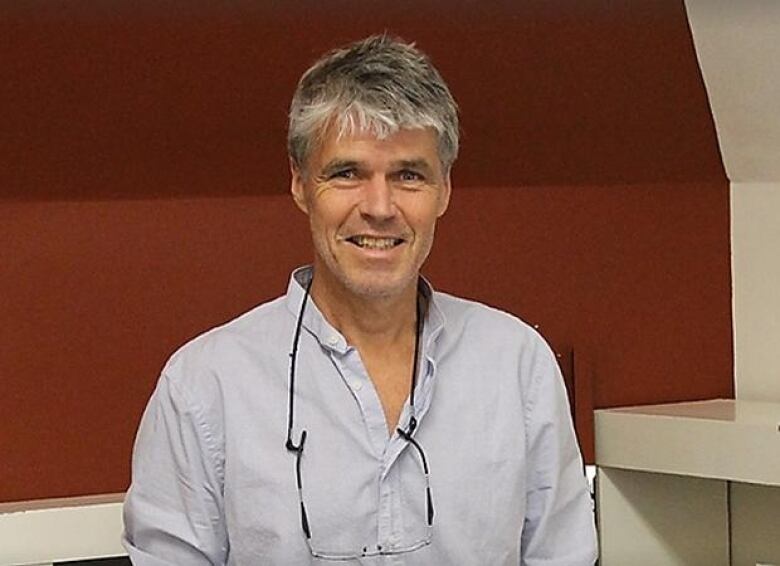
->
[123, 267, 597, 565]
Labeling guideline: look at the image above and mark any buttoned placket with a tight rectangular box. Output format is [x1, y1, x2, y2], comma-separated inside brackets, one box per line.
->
[288, 268, 445, 556]
[382, 352, 436, 553]
[320, 329, 438, 555]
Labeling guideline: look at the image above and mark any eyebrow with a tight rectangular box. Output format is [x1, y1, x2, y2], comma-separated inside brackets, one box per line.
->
[318, 157, 436, 178]
[392, 159, 434, 175]
[319, 159, 360, 178]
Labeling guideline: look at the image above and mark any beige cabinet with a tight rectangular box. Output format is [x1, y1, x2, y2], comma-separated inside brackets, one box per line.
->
[595, 400, 780, 566]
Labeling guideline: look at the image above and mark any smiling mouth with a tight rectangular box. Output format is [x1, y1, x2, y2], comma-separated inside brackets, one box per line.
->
[345, 235, 405, 250]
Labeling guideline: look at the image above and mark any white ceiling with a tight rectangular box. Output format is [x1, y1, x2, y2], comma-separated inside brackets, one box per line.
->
[686, 0, 780, 182]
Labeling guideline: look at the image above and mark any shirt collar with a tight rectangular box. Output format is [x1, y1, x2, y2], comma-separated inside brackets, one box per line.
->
[284, 266, 446, 355]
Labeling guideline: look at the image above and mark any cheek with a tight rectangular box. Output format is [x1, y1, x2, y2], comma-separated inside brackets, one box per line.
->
[397, 192, 440, 222]
[308, 198, 354, 239]
[408, 205, 441, 235]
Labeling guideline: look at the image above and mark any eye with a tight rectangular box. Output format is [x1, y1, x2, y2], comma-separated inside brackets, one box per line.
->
[329, 169, 357, 180]
[398, 170, 424, 183]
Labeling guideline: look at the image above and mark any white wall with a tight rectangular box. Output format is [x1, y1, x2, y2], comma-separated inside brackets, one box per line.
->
[686, 0, 780, 402]
[686, 2, 780, 562]
[685, 0, 780, 184]
[732, 183, 780, 401]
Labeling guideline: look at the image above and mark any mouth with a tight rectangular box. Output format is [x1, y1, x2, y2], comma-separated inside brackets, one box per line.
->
[344, 235, 405, 251]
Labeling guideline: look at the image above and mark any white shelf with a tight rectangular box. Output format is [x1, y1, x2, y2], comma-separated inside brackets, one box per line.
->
[595, 398, 780, 565]
[595, 398, 780, 486]
[0, 493, 125, 566]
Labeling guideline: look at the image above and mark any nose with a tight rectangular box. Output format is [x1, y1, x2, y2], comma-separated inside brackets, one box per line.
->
[359, 175, 396, 221]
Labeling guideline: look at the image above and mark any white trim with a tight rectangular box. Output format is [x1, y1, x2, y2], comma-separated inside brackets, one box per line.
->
[0, 493, 126, 566]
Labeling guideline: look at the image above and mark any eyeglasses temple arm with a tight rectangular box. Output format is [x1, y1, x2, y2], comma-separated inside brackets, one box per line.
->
[397, 427, 434, 526]
[286, 276, 314, 539]
[286, 276, 313, 450]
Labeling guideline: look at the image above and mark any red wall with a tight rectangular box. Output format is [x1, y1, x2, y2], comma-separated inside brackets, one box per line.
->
[0, 0, 731, 501]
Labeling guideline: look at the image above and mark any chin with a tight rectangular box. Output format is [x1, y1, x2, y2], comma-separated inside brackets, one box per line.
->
[339, 271, 416, 300]
[313, 246, 422, 300]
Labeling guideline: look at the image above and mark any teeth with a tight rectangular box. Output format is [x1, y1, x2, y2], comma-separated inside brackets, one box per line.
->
[351, 236, 401, 250]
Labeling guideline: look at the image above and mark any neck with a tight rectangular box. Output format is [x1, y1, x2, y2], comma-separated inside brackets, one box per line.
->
[309, 271, 418, 350]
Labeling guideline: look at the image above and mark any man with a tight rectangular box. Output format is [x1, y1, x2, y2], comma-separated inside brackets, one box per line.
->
[123, 35, 597, 565]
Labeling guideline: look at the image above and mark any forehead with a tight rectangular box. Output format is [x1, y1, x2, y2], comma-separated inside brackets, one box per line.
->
[310, 126, 440, 169]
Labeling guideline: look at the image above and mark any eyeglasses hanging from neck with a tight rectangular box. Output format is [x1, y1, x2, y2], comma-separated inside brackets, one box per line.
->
[284, 272, 435, 560]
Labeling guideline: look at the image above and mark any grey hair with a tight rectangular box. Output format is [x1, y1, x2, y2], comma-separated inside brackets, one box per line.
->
[288, 35, 459, 174]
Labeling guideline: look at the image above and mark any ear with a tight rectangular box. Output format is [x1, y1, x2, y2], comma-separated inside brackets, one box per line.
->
[290, 158, 309, 214]
[436, 174, 452, 217]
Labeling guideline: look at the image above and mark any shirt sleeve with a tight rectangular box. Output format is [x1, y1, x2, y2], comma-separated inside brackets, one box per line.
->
[123, 372, 228, 565]
[520, 344, 598, 566]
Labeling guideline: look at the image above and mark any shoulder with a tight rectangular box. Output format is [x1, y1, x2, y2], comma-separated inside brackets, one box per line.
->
[161, 295, 290, 395]
[433, 291, 546, 349]
[431, 291, 559, 387]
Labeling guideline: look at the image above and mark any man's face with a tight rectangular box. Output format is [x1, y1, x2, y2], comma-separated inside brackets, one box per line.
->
[291, 126, 451, 301]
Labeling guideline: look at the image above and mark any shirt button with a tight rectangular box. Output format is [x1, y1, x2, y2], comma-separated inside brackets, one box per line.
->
[327, 335, 339, 346]
[352, 381, 363, 391]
